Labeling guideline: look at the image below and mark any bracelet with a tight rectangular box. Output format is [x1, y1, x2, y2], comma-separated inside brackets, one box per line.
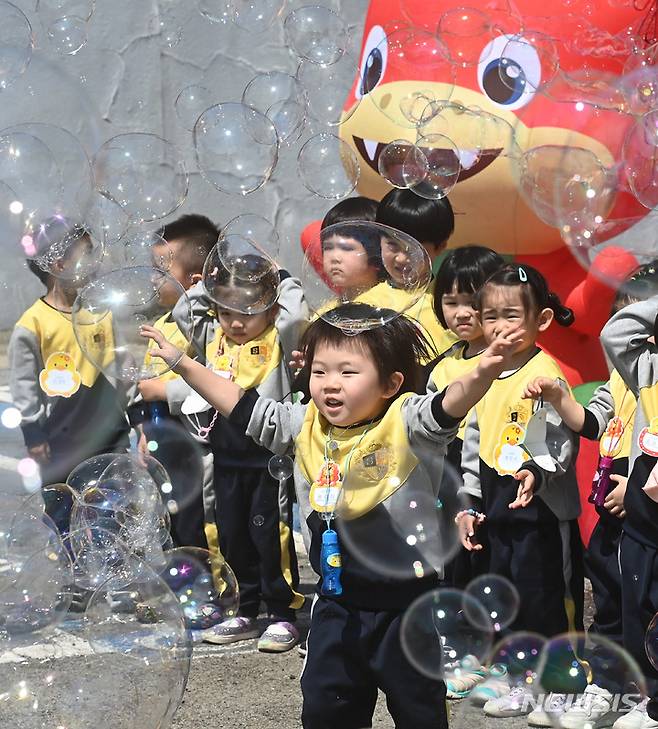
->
[454, 508, 485, 525]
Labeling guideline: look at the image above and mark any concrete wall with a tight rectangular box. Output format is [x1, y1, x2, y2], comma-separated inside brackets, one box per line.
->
[0, 0, 370, 328]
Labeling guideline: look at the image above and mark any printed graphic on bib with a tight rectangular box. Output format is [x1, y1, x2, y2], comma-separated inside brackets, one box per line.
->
[310, 460, 342, 513]
[214, 353, 234, 380]
[247, 343, 269, 366]
[600, 416, 625, 458]
[639, 418, 658, 458]
[39, 352, 81, 398]
[352, 443, 395, 483]
[493, 407, 531, 476]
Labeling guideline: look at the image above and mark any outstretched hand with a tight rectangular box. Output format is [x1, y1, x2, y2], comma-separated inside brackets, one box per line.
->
[140, 325, 185, 371]
[477, 324, 525, 380]
[289, 349, 306, 375]
[509, 469, 536, 510]
[523, 377, 562, 405]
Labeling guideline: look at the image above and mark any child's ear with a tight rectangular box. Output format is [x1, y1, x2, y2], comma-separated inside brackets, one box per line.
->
[268, 304, 279, 323]
[537, 307, 554, 332]
[384, 371, 404, 398]
[190, 273, 202, 284]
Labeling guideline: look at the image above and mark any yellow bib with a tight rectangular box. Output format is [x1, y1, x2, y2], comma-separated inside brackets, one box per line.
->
[296, 394, 418, 520]
[205, 325, 280, 390]
[638, 380, 658, 458]
[144, 312, 191, 383]
[600, 369, 636, 459]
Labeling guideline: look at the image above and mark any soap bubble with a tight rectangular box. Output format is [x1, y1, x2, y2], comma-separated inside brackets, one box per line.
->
[623, 110, 658, 210]
[72, 265, 193, 382]
[47, 15, 88, 55]
[337, 456, 465, 579]
[161, 547, 239, 631]
[93, 133, 189, 224]
[301, 220, 432, 332]
[400, 588, 494, 680]
[194, 102, 279, 196]
[232, 0, 283, 32]
[223, 213, 279, 259]
[464, 574, 521, 632]
[120, 228, 173, 271]
[0, 0, 33, 90]
[67, 452, 128, 493]
[410, 133, 461, 200]
[203, 234, 280, 314]
[284, 5, 348, 66]
[378, 139, 428, 189]
[437, 6, 494, 68]
[268, 455, 294, 481]
[297, 52, 361, 127]
[36, 0, 95, 22]
[82, 191, 130, 246]
[298, 132, 360, 199]
[64, 524, 136, 591]
[197, 0, 232, 24]
[242, 71, 305, 144]
[175, 84, 213, 131]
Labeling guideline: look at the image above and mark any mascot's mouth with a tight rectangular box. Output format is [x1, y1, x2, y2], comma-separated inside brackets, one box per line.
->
[352, 136, 502, 183]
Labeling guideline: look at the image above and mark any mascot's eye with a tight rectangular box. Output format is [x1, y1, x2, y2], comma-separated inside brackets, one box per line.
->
[356, 24, 387, 99]
[477, 34, 540, 111]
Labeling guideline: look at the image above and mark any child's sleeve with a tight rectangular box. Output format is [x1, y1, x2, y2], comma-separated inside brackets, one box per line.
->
[8, 325, 47, 448]
[172, 281, 217, 362]
[228, 389, 306, 455]
[601, 295, 658, 397]
[459, 410, 482, 501]
[580, 380, 615, 441]
[275, 272, 308, 369]
[404, 390, 461, 451]
[164, 377, 195, 416]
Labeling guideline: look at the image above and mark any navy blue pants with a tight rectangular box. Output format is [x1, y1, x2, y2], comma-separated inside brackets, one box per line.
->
[586, 516, 623, 643]
[301, 596, 448, 729]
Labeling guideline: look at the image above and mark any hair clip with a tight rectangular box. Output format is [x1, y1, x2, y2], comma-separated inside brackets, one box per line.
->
[518, 267, 528, 282]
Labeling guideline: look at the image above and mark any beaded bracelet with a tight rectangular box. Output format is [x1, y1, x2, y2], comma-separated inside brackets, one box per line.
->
[454, 508, 486, 524]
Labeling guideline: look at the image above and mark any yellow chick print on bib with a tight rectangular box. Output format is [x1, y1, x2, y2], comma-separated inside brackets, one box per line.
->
[39, 352, 82, 398]
[493, 421, 528, 476]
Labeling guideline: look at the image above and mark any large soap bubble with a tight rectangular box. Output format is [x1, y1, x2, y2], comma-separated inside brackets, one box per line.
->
[297, 52, 361, 127]
[194, 102, 279, 196]
[72, 265, 193, 382]
[93, 133, 189, 225]
[301, 220, 432, 332]
[232, 0, 284, 32]
[47, 15, 89, 55]
[223, 212, 280, 260]
[464, 574, 521, 632]
[175, 84, 213, 131]
[203, 233, 280, 314]
[284, 5, 348, 66]
[400, 588, 494, 680]
[0, 0, 33, 90]
[161, 547, 239, 631]
[297, 132, 360, 199]
[242, 71, 305, 144]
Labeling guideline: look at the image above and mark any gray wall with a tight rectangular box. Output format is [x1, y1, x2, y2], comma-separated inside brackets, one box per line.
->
[0, 0, 370, 329]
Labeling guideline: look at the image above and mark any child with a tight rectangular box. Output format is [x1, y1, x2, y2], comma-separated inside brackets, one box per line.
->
[136, 214, 219, 549]
[173, 252, 306, 653]
[140, 301, 524, 729]
[9, 225, 130, 486]
[376, 188, 458, 356]
[599, 290, 658, 728]
[456, 265, 584, 715]
[321, 222, 385, 298]
[321, 196, 378, 229]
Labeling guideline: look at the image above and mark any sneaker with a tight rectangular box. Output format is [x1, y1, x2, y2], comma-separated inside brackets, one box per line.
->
[257, 621, 299, 653]
[614, 699, 658, 729]
[528, 693, 569, 727]
[470, 664, 511, 707]
[297, 639, 307, 658]
[560, 684, 616, 728]
[202, 616, 259, 645]
[445, 655, 487, 699]
[484, 686, 534, 717]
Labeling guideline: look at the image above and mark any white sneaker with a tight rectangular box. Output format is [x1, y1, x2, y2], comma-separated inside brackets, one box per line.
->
[613, 698, 648, 729]
[484, 685, 534, 717]
[560, 684, 616, 728]
[528, 693, 569, 727]
[470, 664, 511, 707]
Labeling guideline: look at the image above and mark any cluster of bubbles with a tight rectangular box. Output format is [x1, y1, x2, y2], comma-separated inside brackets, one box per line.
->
[0, 451, 238, 728]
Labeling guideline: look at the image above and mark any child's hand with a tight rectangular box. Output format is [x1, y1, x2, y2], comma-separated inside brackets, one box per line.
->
[477, 324, 526, 380]
[604, 474, 627, 519]
[457, 512, 485, 551]
[140, 325, 185, 370]
[289, 350, 306, 374]
[509, 469, 536, 509]
[138, 378, 167, 402]
[28, 441, 51, 464]
[523, 377, 562, 405]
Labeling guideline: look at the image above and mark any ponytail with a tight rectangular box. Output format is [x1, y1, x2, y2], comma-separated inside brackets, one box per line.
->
[547, 291, 574, 327]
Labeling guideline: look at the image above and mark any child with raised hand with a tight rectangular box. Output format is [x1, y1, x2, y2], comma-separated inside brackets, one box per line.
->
[141, 303, 523, 729]
[172, 252, 306, 654]
[457, 265, 583, 647]
[599, 286, 658, 728]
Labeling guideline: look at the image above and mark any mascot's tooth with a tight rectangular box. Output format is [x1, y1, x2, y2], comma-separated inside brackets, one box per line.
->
[457, 148, 479, 169]
[364, 138, 378, 161]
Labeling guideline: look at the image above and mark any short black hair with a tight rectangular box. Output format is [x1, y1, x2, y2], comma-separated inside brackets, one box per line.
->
[26, 258, 51, 287]
[321, 223, 386, 280]
[300, 303, 431, 396]
[476, 263, 574, 327]
[433, 246, 505, 327]
[321, 197, 378, 230]
[376, 189, 454, 247]
[613, 260, 658, 315]
[161, 214, 219, 276]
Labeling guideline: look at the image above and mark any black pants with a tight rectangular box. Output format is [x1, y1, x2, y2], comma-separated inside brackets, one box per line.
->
[483, 518, 584, 636]
[620, 532, 658, 720]
[586, 516, 623, 643]
[214, 464, 301, 620]
[301, 596, 448, 729]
